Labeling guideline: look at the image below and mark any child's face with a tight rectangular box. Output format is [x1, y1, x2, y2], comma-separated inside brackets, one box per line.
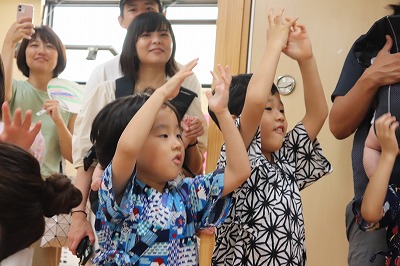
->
[136, 106, 184, 191]
[260, 93, 288, 158]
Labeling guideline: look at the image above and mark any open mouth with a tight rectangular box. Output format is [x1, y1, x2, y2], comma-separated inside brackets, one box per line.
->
[173, 154, 182, 164]
[274, 125, 285, 134]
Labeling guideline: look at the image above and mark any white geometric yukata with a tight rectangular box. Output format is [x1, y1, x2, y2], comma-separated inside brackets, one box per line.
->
[212, 121, 332, 266]
[93, 165, 231, 266]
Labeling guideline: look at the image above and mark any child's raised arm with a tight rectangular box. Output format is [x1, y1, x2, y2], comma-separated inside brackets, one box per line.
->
[207, 67, 251, 196]
[283, 21, 328, 141]
[111, 59, 198, 196]
[361, 113, 399, 223]
[240, 9, 297, 148]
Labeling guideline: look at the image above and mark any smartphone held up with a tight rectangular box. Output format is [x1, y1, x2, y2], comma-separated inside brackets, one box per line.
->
[17, 3, 34, 23]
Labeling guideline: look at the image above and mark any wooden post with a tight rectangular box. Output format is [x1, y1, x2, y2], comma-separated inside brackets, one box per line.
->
[199, 0, 251, 265]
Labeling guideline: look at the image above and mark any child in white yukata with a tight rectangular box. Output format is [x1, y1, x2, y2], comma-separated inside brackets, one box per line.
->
[211, 9, 332, 266]
[90, 59, 251, 265]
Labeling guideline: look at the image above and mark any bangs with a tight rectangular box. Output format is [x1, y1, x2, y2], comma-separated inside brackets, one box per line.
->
[30, 27, 58, 46]
[135, 12, 172, 36]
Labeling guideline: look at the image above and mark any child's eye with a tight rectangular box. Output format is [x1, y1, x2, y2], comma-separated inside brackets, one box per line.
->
[264, 107, 272, 111]
[141, 33, 151, 37]
[160, 134, 168, 138]
[176, 134, 183, 140]
[280, 109, 285, 114]
[146, 7, 155, 11]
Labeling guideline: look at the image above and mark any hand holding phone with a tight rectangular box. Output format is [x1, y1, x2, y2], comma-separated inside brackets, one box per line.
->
[76, 236, 93, 265]
[17, 3, 34, 23]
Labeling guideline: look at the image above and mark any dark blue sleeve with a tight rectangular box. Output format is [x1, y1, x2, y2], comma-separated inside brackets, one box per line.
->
[331, 37, 366, 102]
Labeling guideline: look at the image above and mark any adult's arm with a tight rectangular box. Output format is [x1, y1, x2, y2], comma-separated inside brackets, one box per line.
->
[1, 18, 34, 102]
[68, 81, 116, 253]
[330, 35, 400, 139]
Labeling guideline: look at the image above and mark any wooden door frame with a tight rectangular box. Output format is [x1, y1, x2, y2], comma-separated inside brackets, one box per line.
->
[199, 0, 252, 265]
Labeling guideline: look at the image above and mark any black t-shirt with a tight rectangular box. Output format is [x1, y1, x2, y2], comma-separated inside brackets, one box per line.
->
[332, 16, 400, 198]
[331, 40, 375, 200]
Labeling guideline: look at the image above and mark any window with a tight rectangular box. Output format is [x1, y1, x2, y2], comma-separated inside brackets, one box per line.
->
[46, 1, 217, 87]
[166, 6, 217, 87]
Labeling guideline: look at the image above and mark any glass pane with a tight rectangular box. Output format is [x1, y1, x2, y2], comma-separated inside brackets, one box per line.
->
[51, 5, 217, 86]
[60, 50, 115, 84]
[166, 6, 217, 20]
[172, 24, 216, 85]
[52, 6, 126, 83]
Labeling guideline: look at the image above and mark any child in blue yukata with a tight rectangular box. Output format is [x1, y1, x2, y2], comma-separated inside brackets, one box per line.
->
[210, 9, 332, 265]
[89, 59, 251, 265]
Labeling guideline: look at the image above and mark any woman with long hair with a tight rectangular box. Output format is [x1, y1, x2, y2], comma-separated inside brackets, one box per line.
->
[69, 12, 208, 255]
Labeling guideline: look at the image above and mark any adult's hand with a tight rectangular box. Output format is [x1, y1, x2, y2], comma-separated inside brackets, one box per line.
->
[67, 213, 95, 255]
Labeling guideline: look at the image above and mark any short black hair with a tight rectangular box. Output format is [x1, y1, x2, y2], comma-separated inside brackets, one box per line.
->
[17, 26, 66, 78]
[208, 73, 278, 128]
[119, 0, 163, 17]
[388, 3, 400, 14]
[91, 92, 180, 168]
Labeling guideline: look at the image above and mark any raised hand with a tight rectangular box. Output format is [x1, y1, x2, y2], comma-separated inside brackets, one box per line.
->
[267, 8, 298, 51]
[0, 101, 42, 151]
[375, 113, 399, 156]
[207, 64, 231, 115]
[160, 58, 198, 100]
[181, 115, 204, 147]
[283, 20, 313, 61]
[4, 18, 35, 45]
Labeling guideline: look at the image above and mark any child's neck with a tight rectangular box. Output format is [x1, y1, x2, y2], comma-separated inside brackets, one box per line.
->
[262, 150, 273, 162]
[136, 174, 166, 193]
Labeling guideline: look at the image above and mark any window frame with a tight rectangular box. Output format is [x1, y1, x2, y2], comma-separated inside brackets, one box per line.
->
[44, 0, 217, 87]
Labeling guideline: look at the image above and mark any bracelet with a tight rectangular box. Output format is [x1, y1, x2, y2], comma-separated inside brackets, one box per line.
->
[187, 140, 198, 148]
[70, 210, 87, 217]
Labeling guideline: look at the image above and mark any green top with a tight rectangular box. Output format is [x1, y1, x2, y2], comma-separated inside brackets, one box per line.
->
[10, 80, 72, 177]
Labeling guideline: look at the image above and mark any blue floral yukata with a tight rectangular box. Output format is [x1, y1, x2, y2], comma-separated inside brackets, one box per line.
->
[92, 165, 230, 266]
[212, 121, 332, 266]
[353, 184, 400, 266]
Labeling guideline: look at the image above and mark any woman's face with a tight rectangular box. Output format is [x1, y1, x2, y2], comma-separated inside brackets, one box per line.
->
[135, 28, 173, 66]
[25, 37, 58, 76]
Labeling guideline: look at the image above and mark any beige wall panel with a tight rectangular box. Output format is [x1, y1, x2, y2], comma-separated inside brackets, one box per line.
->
[0, 0, 43, 80]
[250, 0, 393, 265]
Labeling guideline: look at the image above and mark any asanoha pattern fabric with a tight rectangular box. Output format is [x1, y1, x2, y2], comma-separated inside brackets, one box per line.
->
[93, 165, 230, 266]
[212, 121, 332, 266]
